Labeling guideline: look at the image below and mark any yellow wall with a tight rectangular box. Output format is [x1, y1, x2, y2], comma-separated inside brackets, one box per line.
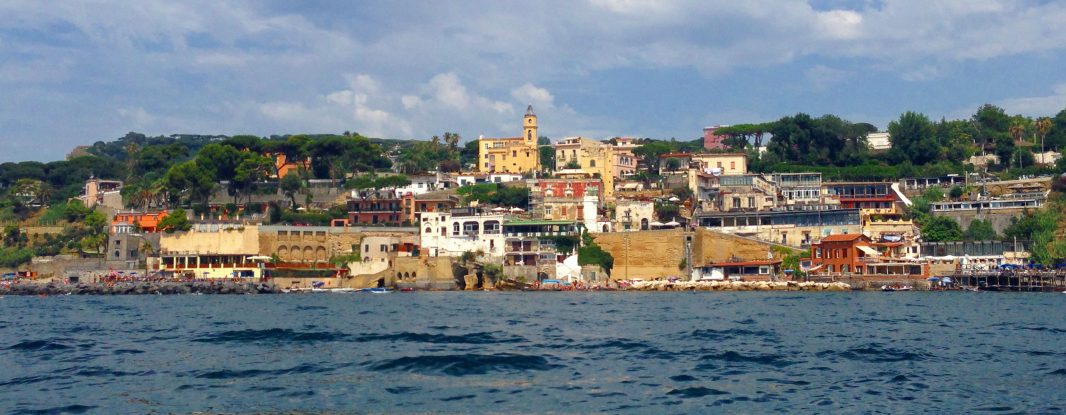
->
[478, 109, 540, 173]
[160, 225, 260, 255]
[692, 153, 748, 175]
[553, 138, 616, 198]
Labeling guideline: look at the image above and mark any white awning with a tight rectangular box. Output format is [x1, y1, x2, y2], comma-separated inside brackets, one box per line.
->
[857, 246, 880, 256]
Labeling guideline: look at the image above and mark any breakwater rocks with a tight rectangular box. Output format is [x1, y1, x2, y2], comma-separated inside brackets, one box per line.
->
[0, 281, 280, 296]
[627, 280, 851, 291]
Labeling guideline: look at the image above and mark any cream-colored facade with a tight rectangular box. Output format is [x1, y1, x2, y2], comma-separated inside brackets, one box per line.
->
[478, 105, 540, 174]
[692, 153, 747, 175]
[158, 224, 263, 279]
[552, 137, 638, 199]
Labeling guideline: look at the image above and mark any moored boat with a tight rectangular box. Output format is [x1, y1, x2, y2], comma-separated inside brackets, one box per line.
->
[881, 284, 912, 292]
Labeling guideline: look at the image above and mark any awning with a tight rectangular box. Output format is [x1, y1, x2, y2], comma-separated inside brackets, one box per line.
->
[857, 246, 880, 256]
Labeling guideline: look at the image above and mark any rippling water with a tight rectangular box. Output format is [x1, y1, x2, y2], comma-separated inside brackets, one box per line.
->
[1, 292, 1064, 414]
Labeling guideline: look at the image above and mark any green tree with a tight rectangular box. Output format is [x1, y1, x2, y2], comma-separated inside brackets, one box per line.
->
[888, 111, 938, 165]
[158, 209, 192, 233]
[963, 219, 998, 241]
[948, 185, 964, 200]
[280, 173, 303, 209]
[578, 232, 613, 275]
[921, 216, 962, 242]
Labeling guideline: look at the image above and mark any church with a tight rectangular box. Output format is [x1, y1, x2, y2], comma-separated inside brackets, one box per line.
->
[477, 105, 541, 174]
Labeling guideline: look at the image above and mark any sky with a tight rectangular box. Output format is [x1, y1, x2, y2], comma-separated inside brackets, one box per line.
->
[2, 0, 1066, 163]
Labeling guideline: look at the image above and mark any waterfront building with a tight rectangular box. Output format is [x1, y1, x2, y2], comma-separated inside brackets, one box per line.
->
[696, 208, 861, 247]
[899, 174, 966, 192]
[501, 219, 579, 281]
[478, 105, 540, 174]
[808, 233, 927, 278]
[158, 224, 263, 279]
[419, 211, 507, 258]
[403, 191, 460, 224]
[702, 174, 778, 213]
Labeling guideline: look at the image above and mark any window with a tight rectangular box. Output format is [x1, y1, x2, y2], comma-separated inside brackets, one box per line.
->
[590, 160, 596, 167]
[730, 161, 735, 169]
[512, 151, 517, 157]
[748, 197, 755, 207]
[732, 197, 741, 209]
[815, 248, 822, 258]
[380, 244, 387, 252]
[364, 245, 369, 252]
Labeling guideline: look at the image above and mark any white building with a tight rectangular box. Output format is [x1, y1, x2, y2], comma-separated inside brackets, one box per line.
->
[419, 211, 507, 258]
[867, 132, 892, 152]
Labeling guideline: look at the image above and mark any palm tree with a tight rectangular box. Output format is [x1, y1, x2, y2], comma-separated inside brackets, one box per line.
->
[1009, 123, 1025, 145]
[1035, 117, 1052, 162]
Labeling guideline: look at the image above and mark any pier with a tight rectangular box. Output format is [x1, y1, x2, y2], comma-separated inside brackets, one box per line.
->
[952, 271, 1066, 292]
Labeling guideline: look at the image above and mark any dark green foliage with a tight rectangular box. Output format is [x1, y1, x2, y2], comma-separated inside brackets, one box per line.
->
[578, 232, 613, 275]
[347, 174, 411, 190]
[921, 216, 962, 242]
[963, 219, 998, 240]
[0, 247, 34, 268]
[456, 184, 530, 209]
[888, 111, 938, 165]
[158, 209, 192, 233]
[765, 113, 870, 167]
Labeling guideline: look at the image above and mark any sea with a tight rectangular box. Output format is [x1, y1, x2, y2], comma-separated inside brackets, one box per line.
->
[1, 292, 1064, 414]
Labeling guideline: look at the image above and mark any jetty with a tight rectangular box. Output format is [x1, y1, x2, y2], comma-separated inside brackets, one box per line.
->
[951, 271, 1066, 292]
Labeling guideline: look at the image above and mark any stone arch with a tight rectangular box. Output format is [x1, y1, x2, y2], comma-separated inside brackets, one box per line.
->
[315, 247, 327, 262]
[277, 246, 288, 260]
[290, 245, 303, 261]
[412, 271, 417, 279]
[641, 218, 649, 230]
[602, 224, 609, 232]
[303, 246, 314, 262]
[397, 272, 403, 279]
[403, 272, 410, 279]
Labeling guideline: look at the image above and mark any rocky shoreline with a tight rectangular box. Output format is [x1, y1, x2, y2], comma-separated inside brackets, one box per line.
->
[626, 280, 852, 291]
[0, 281, 280, 296]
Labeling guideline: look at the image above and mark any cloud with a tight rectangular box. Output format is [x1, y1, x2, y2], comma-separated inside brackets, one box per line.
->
[998, 83, 1066, 117]
[4, 1, 1066, 161]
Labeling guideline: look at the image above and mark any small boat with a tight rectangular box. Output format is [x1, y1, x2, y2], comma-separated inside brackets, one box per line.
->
[881, 285, 912, 292]
[368, 287, 391, 294]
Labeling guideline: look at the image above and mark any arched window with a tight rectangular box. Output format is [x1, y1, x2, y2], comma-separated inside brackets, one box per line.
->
[527, 130, 532, 140]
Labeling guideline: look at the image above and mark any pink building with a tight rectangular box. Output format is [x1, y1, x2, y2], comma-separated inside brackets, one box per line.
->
[703, 125, 727, 150]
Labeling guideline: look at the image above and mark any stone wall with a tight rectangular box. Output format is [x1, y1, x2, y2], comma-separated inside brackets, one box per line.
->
[593, 229, 687, 280]
[932, 210, 1024, 234]
[593, 228, 786, 281]
[691, 228, 785, 266]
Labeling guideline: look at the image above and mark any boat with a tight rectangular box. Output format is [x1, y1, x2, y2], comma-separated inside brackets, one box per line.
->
[368, 287, 391, 294]
[881, 284, 913, 292]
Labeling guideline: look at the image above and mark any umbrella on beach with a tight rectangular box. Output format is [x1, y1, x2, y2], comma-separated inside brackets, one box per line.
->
[650, 221, 664, 227]
[491, 207, 507, 212]
[664, 220, 680, 227]
[509, 207, 525, 213]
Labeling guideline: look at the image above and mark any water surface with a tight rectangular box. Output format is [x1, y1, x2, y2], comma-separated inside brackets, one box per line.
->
[1, 292, 1064, 414]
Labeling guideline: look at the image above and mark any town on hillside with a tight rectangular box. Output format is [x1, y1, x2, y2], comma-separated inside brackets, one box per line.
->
[3, 104, 1066, 291]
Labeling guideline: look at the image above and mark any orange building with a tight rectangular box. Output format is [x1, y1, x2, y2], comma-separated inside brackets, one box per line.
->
[810, 233, 927, 278]
[271, 153, 311, 179]
[112, 210, 169, 233]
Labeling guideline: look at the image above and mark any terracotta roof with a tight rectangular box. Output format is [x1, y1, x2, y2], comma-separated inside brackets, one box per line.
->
[819, 233, 867, 242]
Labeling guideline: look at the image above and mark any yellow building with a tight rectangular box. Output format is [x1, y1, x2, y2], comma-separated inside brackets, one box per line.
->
[692, 153, 748, 175]
[552, 137, 639, 200]
[478, 105, 540, 174]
